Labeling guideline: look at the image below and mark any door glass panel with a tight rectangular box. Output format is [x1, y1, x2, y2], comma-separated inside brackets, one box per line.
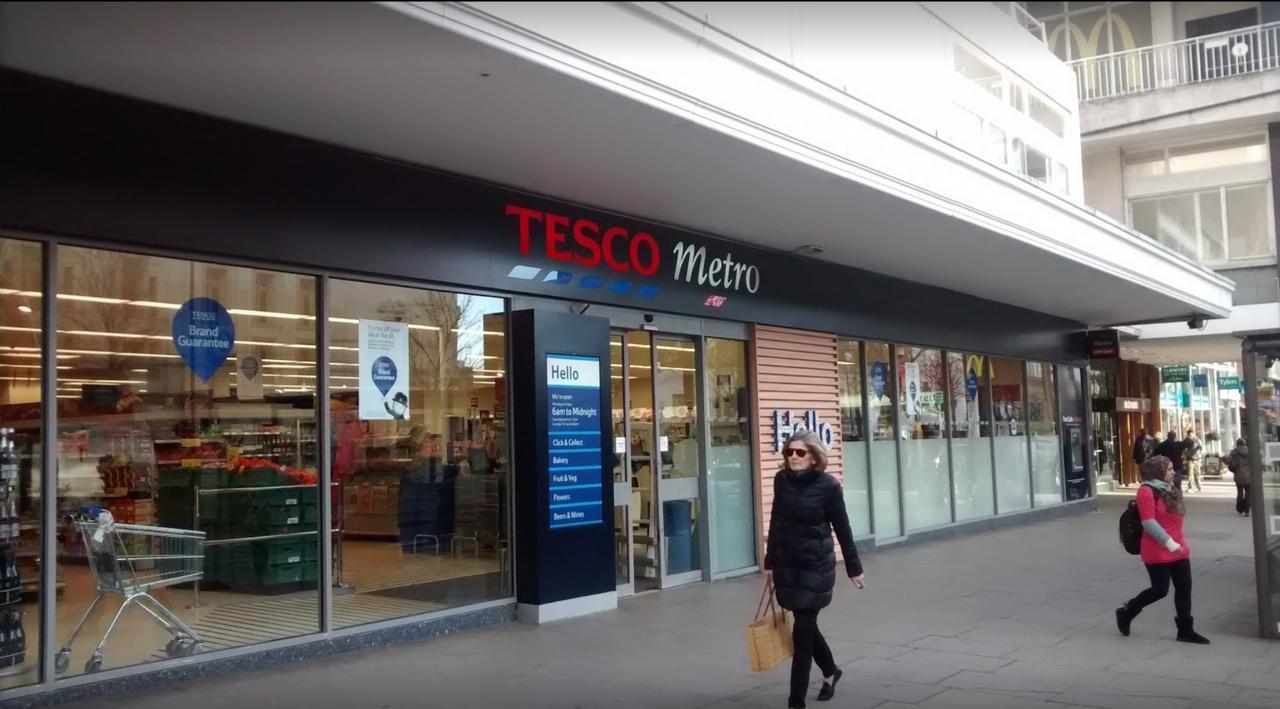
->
[613, 505, 630, 587]
[0, 237, 42, 688]
[627, 331, 657, 591]
[610, 334, 631, 591]
[1028, 362, 1063, 506]
[865, 342, 901, 539]
[706, 338, 754, 574]
[838, 340, 871, 538]
[1249, 353, 1280, 637]
[898, 347, 950, 531]
[950, 352, 995, 521]
[992, 357, 1031, 512]
[655, 337, 700, 579]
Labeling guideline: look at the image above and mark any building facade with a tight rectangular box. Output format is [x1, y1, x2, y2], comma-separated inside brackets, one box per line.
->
[0, 2, 1234, 700]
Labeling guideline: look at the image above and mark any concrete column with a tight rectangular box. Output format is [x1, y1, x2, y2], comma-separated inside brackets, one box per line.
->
[1151, 3, 1176, 44]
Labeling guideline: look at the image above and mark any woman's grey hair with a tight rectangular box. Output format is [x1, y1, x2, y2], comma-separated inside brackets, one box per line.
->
[779, 430, 828, 473]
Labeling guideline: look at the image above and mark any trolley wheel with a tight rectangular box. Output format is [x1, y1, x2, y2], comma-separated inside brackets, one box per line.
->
[54, 649, 70, 675]
[84, 654, 102, 674]
[165, 638, 200, 658]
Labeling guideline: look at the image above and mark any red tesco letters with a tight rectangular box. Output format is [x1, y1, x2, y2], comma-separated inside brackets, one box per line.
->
[506, 203, 659, 276]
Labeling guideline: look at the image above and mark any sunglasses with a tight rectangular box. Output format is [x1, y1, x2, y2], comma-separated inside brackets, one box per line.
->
[783, 448, 810, 459]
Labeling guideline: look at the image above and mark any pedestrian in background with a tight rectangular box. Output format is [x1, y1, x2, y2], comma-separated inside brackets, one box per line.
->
[1227, 438, 1251, 517]
[1132, 428, 1153, 468]
[1153, 432, 1187, 490]
[1115, 455, 1210, 645]
[1182, 430, 1202, 493]
[765, 431, 865, 709]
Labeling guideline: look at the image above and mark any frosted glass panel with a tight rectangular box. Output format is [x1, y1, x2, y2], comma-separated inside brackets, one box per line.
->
[995, 437, 1031, 512]
[844, 441, 871, 538]
[870, 440, 901, 539]
[706, 338, 755, 574]
[901, 438, 951, 530]
[952, 437, 995, 520]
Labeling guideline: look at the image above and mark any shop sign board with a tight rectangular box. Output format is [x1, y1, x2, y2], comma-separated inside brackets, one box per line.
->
[172, 297, 235, 382]
[1085, 329, 1120, 359]
[772, 409, 834, 452]
[358, 319, 410, 420]
[1161, 365, 1190, 383]
[547, 355, 604, 530]
[1192, 373, 1209, 388]
[1219, 376, 1242, 391]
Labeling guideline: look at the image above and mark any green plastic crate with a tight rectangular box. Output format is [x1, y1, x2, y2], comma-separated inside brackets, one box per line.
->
[255, 539, 306, 567]
[260, 563, 303, 586]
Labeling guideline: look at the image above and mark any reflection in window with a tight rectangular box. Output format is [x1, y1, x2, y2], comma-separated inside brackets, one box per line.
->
[55, 245, 318, 676]
[1028, 363, 1063, 506]
[1130, 183, 1274, 263]
[837, 340, 870, 538]
[329, 278, 509, 628]
[897, 347, 949, 531]
[954, 44, 1003, 98]
[991, 356, 1030, 513]
[865, 342, 900, 540]
[1226, 184, 1272, 262]
[706, 338, 754, 573]
[949, 352, 994, 521]
[0, 237, 42, 689]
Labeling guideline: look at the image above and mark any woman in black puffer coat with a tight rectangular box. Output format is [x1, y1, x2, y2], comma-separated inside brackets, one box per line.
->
[765, 431, 865, 709]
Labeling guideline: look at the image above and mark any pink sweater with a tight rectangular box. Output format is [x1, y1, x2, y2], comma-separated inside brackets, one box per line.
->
[1138, 484, 1189, 565]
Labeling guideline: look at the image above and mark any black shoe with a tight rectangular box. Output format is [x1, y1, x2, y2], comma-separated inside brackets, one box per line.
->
[1175, 616, 1210, 645]
[817, 669, 842, 701]
[1115, 605, 1137, 636]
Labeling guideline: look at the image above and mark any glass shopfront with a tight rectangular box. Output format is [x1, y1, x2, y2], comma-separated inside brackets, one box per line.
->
[1, 239, 516, 682]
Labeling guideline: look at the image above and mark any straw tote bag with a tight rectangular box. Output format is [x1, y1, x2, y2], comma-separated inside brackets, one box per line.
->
[747, 578, 794, 672]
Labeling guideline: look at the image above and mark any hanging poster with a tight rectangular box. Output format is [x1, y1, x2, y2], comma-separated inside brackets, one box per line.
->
[359, 319, 410, 421]
[904, 362, 921, 416]
[237, 352, 263, 400]
[870, 361, 888, 400]
[172, 297, 235, 382]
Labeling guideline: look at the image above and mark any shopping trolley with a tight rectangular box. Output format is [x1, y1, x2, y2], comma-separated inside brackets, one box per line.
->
[55, 514, 206, 674]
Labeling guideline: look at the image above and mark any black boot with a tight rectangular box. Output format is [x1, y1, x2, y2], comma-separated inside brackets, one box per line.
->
[1175, 616, 1210, 644]
[816, 668, 842, 701]
[1115, 604, 1139, 637]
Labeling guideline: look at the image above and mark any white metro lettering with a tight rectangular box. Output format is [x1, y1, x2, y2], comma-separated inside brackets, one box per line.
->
[672, 242, 760, 293]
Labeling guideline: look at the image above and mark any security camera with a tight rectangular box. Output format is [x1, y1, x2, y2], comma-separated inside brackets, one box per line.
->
[643, 313, 655, 323]
[1187, 316, 1207, 331]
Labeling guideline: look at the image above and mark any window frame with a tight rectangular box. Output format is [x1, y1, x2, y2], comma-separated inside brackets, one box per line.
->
[1126, 180, 1277, 266]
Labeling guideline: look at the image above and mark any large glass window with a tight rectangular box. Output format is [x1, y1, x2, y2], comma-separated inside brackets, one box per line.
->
[1028, 363, 1064, 506]
[1130, 184, 1274, 264]
[329, 278, 509, 628]
[865, 342, 900, 540]
[897, 347, 949, 531]
[949, 353, 994, 521]
[1028, 94, 1065, 138]
[954, 44, 1002, 98]
[0, 237, 42, 688]
[54, 245, 318, 676]
[991, 357, 1031, 512]
[706, 338, 755, 574]
[837, 340, 871, 538]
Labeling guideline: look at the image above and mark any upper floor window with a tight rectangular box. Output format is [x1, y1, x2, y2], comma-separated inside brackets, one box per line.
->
[1129, 182, 1275, 265]
[1029, 1, 1154, 62]
[955, 44, 1002, 98]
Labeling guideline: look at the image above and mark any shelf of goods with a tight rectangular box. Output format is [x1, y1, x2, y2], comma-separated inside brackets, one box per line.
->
[0, 428, 28, 674]
[157, 464, 319, 594]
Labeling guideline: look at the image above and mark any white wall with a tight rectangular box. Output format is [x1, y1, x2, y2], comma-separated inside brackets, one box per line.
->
[1083, 149, 1125, 222]
[672, 1, 1084, 199]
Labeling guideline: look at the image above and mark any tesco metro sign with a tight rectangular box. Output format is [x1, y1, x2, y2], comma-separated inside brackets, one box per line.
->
[505, 203, 760, 294]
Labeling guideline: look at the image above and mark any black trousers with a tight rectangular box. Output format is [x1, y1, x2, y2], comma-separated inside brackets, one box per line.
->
[1237, 483, 1251, 514]
[1127, 558, 1192, 619]
[790, 609, 836, 706]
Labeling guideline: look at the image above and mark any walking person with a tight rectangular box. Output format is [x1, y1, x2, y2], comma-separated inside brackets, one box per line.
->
[1153, 432, 1188, 490]
[1132, 428, 1153, 467]
[1115, 455, 1210, 644]
[1227, 438, 1251, 516]
[1182, 430, 1203, 493]
[764, 432, 865, 709]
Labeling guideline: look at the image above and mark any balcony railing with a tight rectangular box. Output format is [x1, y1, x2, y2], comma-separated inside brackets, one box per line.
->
[1069, 22, 1280, 102]
[994, 2, 1046, 43]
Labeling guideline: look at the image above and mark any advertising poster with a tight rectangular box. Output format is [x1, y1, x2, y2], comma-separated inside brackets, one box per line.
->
[171, 297, 235, 383]
[904, 362, 921, 416]
[546, 354, 604, 530]
[237, 351, 263, 400]
[359, 319, 410, 421]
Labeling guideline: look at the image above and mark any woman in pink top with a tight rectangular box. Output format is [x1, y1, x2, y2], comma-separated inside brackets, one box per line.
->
[1115, 455, 1209, 644]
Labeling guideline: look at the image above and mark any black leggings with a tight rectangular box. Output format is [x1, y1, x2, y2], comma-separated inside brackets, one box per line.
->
[1127, 558, 1192, 618]
[1237, 484, 1251, 514]
[790, 609, 836, 706]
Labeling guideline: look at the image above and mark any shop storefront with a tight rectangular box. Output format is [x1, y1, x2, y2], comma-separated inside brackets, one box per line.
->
[1, 71, 1094, 697]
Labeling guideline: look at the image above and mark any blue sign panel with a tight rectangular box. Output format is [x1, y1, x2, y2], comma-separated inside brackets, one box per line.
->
[547, 354, 604, 530]
[966, 369, 980, 401]
[172, 297, 235, 382]
[871, 361, 888, 398]
[1192, 373, 1208, 388]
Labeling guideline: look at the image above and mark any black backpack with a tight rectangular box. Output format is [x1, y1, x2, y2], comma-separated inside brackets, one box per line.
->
[1119, 500, 1142, 555]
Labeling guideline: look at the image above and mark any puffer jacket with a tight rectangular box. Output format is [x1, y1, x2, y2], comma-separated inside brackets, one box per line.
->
[764, 468, 862, 611]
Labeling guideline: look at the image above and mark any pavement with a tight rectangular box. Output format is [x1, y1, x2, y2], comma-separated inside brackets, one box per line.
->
[70, 480, 1278, 709]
